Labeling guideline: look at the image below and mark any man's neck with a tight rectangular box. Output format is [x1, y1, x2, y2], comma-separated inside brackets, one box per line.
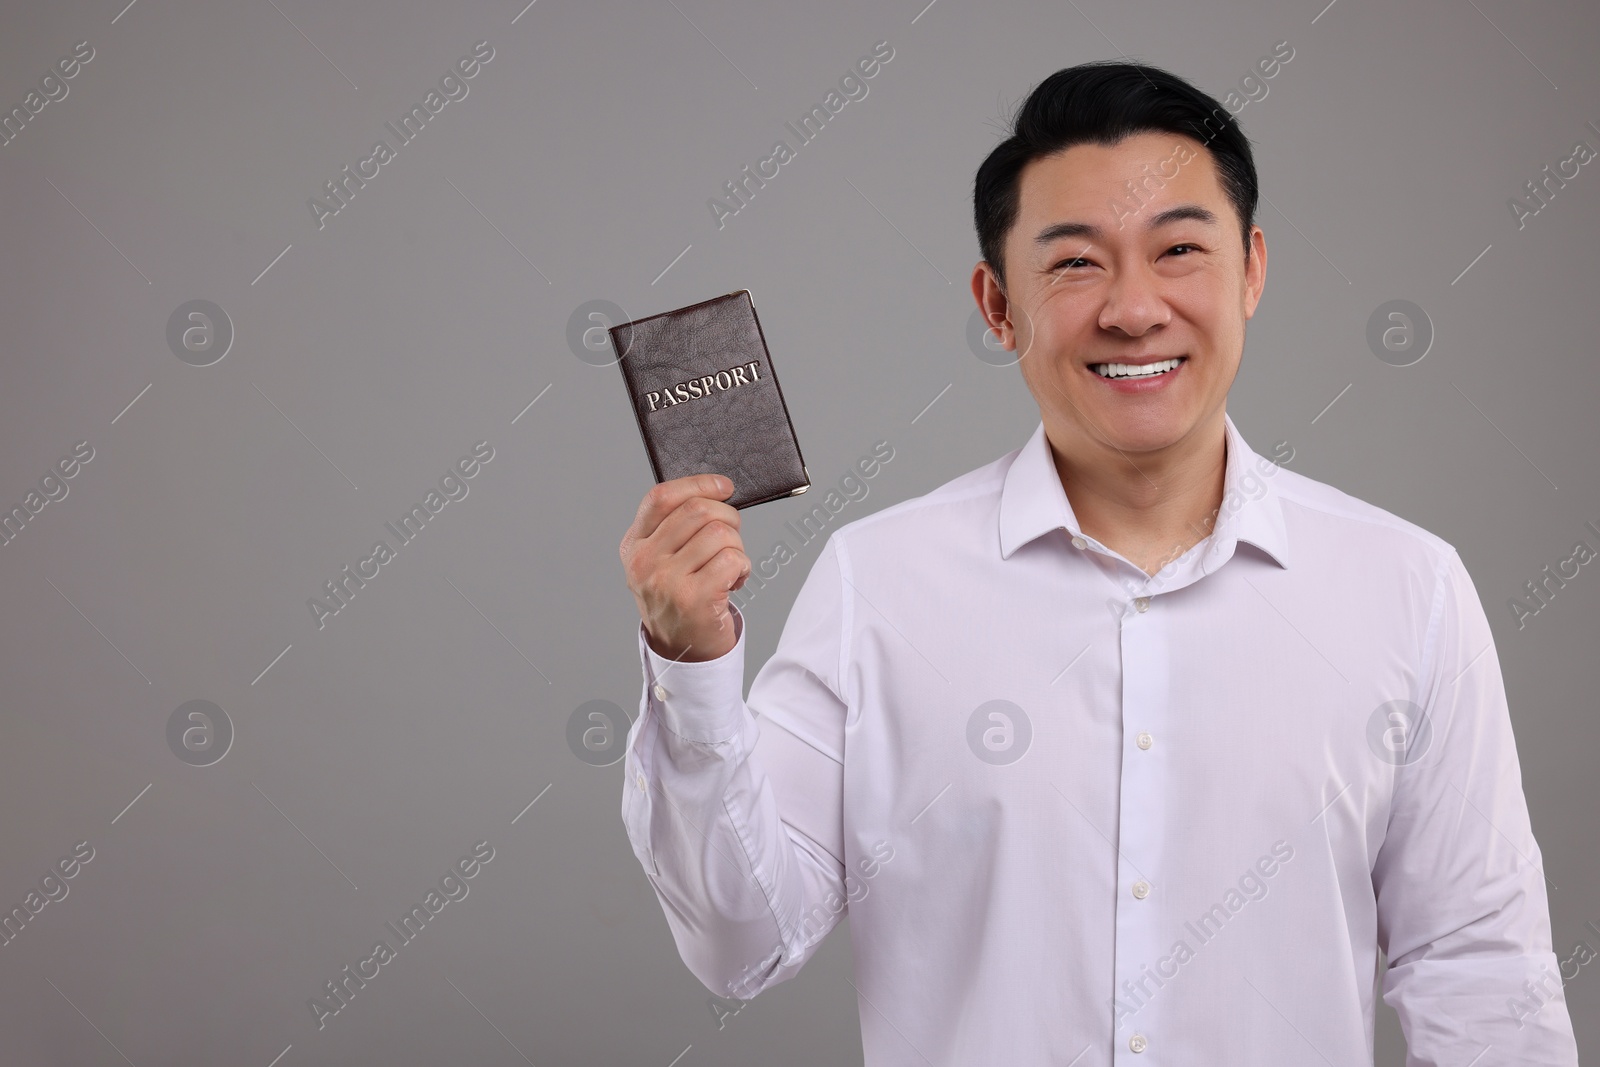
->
[1046, 413, 1229, 577]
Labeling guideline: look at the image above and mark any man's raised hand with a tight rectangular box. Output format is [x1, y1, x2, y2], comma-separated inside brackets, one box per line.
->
[619, 474, 750, 663]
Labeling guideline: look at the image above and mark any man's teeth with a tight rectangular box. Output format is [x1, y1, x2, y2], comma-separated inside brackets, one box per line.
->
[1092, 357, 1184, 379]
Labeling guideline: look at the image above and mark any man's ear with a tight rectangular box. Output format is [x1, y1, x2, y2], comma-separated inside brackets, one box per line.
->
[1242, 224, 1267, 320]
[970, 261, 1016, 350]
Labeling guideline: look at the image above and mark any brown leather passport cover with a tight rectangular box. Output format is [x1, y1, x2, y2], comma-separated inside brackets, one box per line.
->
[610, 290, 810, 509]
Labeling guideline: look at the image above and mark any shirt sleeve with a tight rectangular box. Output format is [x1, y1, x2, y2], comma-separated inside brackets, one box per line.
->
[620, 532, 851, 1001]
[1372, 546, 1579, 1064]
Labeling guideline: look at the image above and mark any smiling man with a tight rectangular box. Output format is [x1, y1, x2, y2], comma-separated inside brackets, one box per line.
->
[972, 119, 1261, 580]
[617, 61, 1578, 1064]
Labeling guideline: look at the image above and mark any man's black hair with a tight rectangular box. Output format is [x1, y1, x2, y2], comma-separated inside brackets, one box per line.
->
[973, 60, 1258, 289]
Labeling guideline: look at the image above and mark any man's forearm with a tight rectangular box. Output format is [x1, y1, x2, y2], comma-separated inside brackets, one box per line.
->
[621, 620, 844, 999]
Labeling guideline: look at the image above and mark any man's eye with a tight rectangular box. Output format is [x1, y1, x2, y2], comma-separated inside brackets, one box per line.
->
[1166, 244, 1199, 256]
[1051, 258, 1089, 271]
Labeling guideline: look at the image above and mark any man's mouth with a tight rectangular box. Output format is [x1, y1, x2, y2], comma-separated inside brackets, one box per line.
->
[1089, 356, 1187, 380]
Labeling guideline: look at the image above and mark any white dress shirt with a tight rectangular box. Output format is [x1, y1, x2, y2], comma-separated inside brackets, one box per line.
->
[621, 412, 1579, 1065]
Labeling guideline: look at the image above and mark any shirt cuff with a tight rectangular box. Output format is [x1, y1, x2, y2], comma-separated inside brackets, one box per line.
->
[637, 603, 747, 743]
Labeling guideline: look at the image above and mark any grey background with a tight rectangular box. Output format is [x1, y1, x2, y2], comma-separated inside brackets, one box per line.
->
[0, 0, 1595, 1063]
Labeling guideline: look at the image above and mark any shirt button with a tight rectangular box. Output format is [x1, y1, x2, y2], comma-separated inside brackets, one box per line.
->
[1134, 596, 1150, 612]
[1129, 1033, 1148, 1053]
[652, 683, 667, 702]
[1132, 880, 1150, 899]
[636, 773, 647, 792]
[1070, 535, 1087, 550]
[1137, 731, 1153, 750]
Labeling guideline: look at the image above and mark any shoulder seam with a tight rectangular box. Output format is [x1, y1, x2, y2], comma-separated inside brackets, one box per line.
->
[1273, 479, 1453, 554]
[830, 467, 1012, 541]
[1416, 544, 1457, 712]
[832, 532, 856, 723]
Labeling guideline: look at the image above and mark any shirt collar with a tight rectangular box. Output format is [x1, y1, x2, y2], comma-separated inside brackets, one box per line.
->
[998, 412, 1291, 570]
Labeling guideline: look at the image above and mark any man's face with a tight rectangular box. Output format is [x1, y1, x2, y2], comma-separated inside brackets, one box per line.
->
[972, 131, 1266, 459]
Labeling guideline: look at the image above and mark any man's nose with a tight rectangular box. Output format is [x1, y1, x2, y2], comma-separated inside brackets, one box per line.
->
[1097, 259, 1171, 337]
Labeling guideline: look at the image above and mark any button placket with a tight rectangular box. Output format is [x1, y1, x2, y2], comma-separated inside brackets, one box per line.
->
[1113, 575, 1168, 1059]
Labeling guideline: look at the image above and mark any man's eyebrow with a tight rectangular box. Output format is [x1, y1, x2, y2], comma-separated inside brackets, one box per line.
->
[1033, 204, 1220, 246]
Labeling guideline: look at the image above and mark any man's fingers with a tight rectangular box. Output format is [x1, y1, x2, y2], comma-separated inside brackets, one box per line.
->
[632, 474, 734, 541]
[679, 523, 747, 582]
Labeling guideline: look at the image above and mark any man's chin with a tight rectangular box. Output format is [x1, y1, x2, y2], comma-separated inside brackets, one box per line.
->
[1070, 405, 1202, 457]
